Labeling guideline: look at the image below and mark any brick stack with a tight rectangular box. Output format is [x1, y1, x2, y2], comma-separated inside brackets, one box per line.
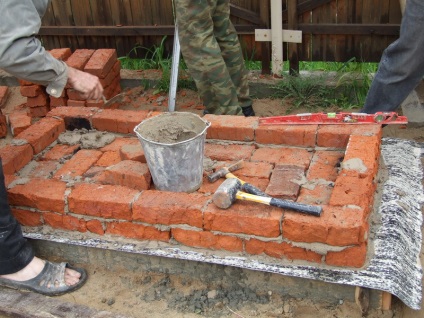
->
[18, 48, 121, 114]
[66, 49, 121, 108]
[0, 86, 9, 137]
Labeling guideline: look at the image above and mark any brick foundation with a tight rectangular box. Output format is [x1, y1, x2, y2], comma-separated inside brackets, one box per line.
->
[1, 108, 382, 269]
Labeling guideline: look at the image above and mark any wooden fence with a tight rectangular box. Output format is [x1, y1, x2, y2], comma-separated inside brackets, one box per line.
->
[38, 0, 403, 73]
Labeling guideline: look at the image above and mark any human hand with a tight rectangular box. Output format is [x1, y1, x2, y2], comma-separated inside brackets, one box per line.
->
[67, 67, 103, 100]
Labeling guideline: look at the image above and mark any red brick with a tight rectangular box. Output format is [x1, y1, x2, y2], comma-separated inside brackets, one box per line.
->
[307, 150, 344, 181]
[133, 191, 206, 227]
[317, 124, 381, 148]
[251, 147, 313, 170]
[245, 238, 322, 263]
[95, 151, 121, 167]
[0, 86, 9, 107]
[204, 144, 255, 161]
[204, 114, 257, 141]
[41, 144, 80, 161]
[120, 143, 146, 162]
[16, 117, 65, 154]
[28, 106, 50, 118]
[47, 106, 98, 120]
[0, 114, 7, 138]
[214, 160, 273, 180]
[297, 184, 333, 205]
[65, 49, 95, 70]
[18, 79, 34, 86]
[54, 149, 103, 179]
[85, 100, 104, 108]
[20, 85, 43, 98]
[7, 178, 66, 213]
[83, 166, 105, 179]
[325, 244, 367, 268]
[100, 137, 139, 152]
[265, 164, 304, 200]
[86, 219, 105, 235]
[26, 93, 48, 107]
[49, 97, 68, 108]
[49, 48, 72, 61]
[329, 172, 376, 210]
[26, 161, 58, 179]
[68, 183, 139, 220]
[92, 109, 149, 134]
[99, 61, 121, 87]
[204, 201, 282, 237]
[8, 111, 32, 136]
[84, 49, 118, 78]
[106, 221, 170, 242]
[43, 212, 87, 232]
[0, 144, 34, 174]
[283, 206, 367, 246]
[67, 100, 86, 107]
[101, 160, 151, 190]
[12, 208, 42, 226]
[255, 125, 317, 146]
[343, 135, 381, 178]
[172, 228, 243, 252]
[66, 89, 86, 101]
[197, 175, 221, 195]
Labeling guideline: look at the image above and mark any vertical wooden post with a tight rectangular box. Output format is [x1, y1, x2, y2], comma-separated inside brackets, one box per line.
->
[287, 0, 299, 75]
[271, 0, 283, 75]
[259, 1, 271, 75]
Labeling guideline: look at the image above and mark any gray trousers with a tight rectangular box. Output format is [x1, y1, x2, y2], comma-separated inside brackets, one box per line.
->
[362, 0, 424, 113]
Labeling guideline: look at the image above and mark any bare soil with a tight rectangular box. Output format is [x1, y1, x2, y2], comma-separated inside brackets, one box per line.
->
[1, 84, 423, 318]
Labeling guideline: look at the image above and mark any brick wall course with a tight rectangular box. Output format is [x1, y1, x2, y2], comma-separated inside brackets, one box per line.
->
[1, 104, 384, 269]
[204, 202, 282, 237]
[172, 228, 243, 252]
[7, 178, 67, 213]
[204, 114, 256, 141]
[12, 208, 43, 227]
[106, 221, 170, 241]
[16, 117, 65, 154]
[84, 49, 117, 78]
[8, 111, 31, 136]
[133, 191, 206, 228]
[68, 183, 139, 220]
[0, 144, 34, 174]
[255, 125, 317, 146]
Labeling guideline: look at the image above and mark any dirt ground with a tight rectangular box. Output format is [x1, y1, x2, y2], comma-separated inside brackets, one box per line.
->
[1, 84, 423, 318]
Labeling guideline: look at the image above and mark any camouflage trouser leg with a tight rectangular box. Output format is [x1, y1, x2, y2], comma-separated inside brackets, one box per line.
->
[175, 0, 252, 115]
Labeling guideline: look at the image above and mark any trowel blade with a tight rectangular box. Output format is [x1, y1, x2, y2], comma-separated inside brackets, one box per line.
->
[103, 93, 126, 108]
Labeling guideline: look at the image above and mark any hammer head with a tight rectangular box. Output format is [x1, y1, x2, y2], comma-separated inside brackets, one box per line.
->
[207, 160, 244, 183]
[212, 178, 242, 209]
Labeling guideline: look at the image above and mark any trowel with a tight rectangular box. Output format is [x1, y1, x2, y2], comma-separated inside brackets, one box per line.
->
[101, 93, 126, 108]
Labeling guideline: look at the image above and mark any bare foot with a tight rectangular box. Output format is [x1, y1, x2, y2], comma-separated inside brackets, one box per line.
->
[0, 256, 81, 286]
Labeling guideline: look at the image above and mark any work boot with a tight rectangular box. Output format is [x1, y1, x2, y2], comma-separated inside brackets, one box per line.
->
[242, 105, 255, 117]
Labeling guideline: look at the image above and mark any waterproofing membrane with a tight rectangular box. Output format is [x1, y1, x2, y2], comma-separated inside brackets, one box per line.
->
[25, 138, 424, 309]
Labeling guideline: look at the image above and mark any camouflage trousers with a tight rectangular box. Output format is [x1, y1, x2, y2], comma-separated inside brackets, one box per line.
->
[174, 0, 252, 115]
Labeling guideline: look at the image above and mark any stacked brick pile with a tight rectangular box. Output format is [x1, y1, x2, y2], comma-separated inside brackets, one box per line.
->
[0, 86, 8, 137]
[18, 48, 121, 116]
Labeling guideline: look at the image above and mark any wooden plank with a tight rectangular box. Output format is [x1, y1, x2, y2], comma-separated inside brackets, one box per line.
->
[108, 0, 125, 57]
[70, 0, 93, 49]
[282, 0, 334, 20]
[88, 0, 111, 48]
[259, 0, 270, 74]
[50, 0, 79, 50]
[287, 0, 299, 74]
[40, 3, 61, 49]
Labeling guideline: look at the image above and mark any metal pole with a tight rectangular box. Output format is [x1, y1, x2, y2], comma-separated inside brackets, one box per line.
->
[168, 25, 180, 112]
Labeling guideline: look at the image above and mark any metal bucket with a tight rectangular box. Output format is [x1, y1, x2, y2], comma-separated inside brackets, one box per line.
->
[134, 112, 210, 193]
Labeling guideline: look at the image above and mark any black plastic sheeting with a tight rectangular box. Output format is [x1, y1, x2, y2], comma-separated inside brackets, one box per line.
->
[25, 138, 424, 309]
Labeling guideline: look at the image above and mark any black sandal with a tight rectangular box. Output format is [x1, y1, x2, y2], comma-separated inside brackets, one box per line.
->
[0, 261, 87, 296]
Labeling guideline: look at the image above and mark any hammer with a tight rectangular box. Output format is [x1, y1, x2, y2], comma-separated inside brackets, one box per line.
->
[207, 160, 269, 197]
[213, 178, 322, 217]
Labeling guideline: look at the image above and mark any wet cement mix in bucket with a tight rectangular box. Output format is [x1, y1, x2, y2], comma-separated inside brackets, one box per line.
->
[136, 113, 205, 144]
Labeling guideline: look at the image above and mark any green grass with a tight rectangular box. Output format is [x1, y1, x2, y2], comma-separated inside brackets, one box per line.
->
[119, 39, 379, 108]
